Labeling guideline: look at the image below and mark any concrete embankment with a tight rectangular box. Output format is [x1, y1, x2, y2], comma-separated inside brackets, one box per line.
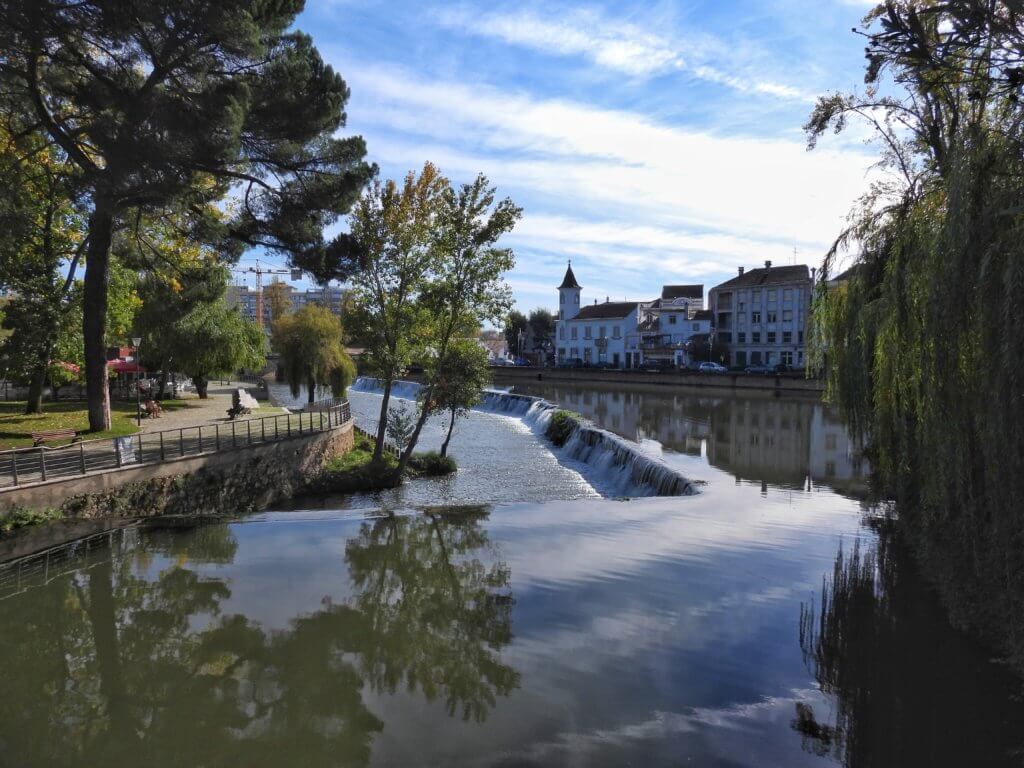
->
[489, 366, 824, 396]
[0, 421, 354, 554]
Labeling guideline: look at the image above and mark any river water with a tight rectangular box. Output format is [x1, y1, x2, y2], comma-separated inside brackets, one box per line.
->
[1, 380, 1022, 766]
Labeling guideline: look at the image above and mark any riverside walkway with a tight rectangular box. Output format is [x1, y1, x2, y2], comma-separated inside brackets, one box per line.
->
[0, 384, 350, 490]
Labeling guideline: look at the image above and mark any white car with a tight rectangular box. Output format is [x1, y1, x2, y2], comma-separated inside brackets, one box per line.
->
[698, 362, 728, 374]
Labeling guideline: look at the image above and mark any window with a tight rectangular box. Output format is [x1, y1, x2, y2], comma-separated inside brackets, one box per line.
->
[767, 311, 778, 323]
[718, 332, 732, 344]
[738, 301, 745, 311]
[737, 332, 746, 343]
[783, 310, 793, 321]
[584, 326, 592, 339]
[753, 290, 761, 302]
[571, 326, 577, 340]
[767, 331, 777, 343]
[583, 347, 592, 362]
[783, 331, 792, 343]
[559, 326, 565, 340]
[613, 325, 621, 339]
[558, 347, 566, 359]
[571, 347, 578, 358]
[782, 351, 793, 365]
[798, 331, 804, 344]
[692, 323, 699, 331]
[560, 293, 565, 304]
[574, 294, 579, 305]
[768, 289, 777, 301]
[668, 314, 677, 325]
[599, 326, 606, 339]
[751, 311, 761, 324]
[783, 289, 793, 301]
[752, 331, 761, 343]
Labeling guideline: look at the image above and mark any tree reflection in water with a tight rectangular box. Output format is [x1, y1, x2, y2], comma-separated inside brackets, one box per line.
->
[795, 525, 1024, 767]
[0, 511, 518, 767]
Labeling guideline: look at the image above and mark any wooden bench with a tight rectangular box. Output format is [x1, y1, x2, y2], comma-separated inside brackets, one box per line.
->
[31, 428, 79, 447]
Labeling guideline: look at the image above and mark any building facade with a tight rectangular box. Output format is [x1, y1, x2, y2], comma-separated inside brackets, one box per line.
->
[225, 283, 347, 328]
[554, 264, 709, 368]
[707, 262, 814, 369]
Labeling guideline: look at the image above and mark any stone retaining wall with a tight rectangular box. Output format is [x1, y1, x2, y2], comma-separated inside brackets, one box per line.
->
[0, 421, 354, 523]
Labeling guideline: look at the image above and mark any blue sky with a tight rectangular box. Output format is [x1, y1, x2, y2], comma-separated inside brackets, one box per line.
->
[243, 0, 879, 313]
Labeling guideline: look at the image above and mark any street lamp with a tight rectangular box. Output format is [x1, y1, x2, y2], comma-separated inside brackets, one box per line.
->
[132, 337, 142, 426]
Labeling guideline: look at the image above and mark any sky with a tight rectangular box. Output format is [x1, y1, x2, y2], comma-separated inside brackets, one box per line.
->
[243, 0, 880, 313]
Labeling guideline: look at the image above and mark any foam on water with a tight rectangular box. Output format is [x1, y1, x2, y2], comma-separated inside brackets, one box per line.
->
[351, 377, 696, 498]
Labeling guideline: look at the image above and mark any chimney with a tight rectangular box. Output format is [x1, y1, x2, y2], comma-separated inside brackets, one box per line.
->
[606, 295, 610, 303]
[738, 266, 745, 276]
[764, 260, 772, 270]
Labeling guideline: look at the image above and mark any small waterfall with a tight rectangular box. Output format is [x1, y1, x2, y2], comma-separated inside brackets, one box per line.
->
[351, 377, 696, 497]
[479, 390, 695, 498]
[351, 377, 422, 400]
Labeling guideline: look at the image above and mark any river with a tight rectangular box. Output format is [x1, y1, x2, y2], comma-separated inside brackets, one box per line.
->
[0, 379, 1021, 766]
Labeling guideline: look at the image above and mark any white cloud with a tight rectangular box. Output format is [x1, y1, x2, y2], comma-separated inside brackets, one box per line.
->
[433, 6, 815, 101]
[319, 54, 875, 308]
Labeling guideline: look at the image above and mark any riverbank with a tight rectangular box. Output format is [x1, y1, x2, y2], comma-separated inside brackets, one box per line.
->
[489, 366, 824, 396]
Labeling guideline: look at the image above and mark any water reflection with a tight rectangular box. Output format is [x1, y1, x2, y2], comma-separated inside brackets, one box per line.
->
[513, 381, 871, 496]
[0, 512, 517, 767]
[796, 524, 1024, 767]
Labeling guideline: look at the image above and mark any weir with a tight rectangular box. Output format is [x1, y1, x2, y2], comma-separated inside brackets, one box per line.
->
[351, 377, 696, 498]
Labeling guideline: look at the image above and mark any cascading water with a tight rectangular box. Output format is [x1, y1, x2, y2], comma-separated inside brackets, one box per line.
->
[350, 377, 696, 498]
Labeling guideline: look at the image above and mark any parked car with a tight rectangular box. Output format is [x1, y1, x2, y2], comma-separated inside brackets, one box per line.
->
[556, 358, 584, 369]
[773, 363, 792, 374]
[698, 361, 728, 374]
[744, 364, 774, 375]
[489, 357, 512, 367]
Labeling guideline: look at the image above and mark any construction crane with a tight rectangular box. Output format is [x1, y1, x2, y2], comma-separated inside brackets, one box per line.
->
[233, 262, 303, 331]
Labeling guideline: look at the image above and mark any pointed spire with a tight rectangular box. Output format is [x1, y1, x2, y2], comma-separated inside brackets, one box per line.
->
[558, 260, 581, 290]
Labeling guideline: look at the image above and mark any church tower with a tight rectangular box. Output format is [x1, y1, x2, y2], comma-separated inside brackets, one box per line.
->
[558, 261, 582, 321]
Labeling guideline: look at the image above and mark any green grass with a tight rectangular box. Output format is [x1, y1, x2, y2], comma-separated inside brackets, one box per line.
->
[0, 398, 199, 449]
[546, 410, 581, 447]
[309, 432, 401, 493]
[408, 451, 457, 477]
[0, 505, 63, 535]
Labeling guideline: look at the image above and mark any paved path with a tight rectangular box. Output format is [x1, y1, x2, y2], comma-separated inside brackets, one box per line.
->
[137, 380, 281, 434]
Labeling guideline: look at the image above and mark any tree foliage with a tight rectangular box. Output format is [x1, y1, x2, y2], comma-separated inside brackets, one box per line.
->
[271, 303, 355, 403]
[0, 0, 374, 429]
[164, 299, 264, 398]
[807, 1, 1024, 667]
[503, 310, 529, 357]
[428, 339, 492, 457]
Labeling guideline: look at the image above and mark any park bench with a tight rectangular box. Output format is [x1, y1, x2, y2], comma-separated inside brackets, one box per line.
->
[31, 428, 79, 447]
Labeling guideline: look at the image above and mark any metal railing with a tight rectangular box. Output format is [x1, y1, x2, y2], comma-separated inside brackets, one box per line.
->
[0, 399, 352, 490]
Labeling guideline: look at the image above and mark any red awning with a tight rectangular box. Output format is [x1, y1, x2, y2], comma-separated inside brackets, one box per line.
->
[107, 360, 146, 374]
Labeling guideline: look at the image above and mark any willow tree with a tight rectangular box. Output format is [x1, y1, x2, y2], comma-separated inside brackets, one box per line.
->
[272, 304, 355, 404]
[807, 2, 1024, 664]
[0, 0, 373, 431]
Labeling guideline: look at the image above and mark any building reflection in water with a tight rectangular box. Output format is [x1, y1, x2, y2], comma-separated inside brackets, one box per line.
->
[513, 381, 871, 497]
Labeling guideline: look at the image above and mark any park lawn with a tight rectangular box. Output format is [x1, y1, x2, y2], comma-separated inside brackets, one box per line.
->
[0, 398, 196, 449]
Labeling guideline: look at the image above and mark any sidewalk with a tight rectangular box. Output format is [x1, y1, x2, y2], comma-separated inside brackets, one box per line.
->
[137, 380, 282, 434]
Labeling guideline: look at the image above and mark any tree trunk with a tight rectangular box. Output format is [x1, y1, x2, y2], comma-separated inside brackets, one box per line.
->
[24, 365, 46, 415]
[83, 206, 114, 432]
[157, 368, 168, 400]
[373, 380, 393, 463]
[194, 376, 208, 398]
[86, 558, 136, 750]
[307, 374, 316, 404]
[396, 383, 434, 478]
[440, 408, 456, 457]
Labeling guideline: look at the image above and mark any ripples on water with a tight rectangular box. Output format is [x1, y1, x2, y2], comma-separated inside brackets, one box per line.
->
[1, 381, 1021, 766]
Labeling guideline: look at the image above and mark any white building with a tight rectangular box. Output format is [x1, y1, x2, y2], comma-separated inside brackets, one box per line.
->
[554, 264, 709, 368]
[708, 262, 814, 369]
